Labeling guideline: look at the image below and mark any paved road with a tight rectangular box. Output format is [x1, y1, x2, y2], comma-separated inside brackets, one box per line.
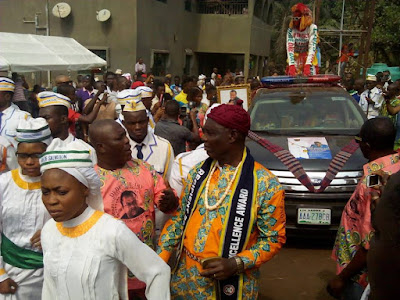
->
[258, 239, 337, 300]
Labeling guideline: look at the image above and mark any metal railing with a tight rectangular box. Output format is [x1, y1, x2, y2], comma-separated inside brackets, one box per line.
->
[196, 0, 249, 15]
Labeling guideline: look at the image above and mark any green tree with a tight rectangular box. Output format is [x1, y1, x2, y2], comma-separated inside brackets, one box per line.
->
[269, 0, 400, 70]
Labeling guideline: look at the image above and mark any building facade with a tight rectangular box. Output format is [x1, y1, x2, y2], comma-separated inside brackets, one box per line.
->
[0, 0, 274, 82]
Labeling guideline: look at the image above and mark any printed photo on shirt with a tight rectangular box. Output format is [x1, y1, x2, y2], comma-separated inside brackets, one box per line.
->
[120, 190, 145, 219]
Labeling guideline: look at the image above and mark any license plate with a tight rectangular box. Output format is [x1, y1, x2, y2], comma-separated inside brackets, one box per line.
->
[297, 208, 331, 225]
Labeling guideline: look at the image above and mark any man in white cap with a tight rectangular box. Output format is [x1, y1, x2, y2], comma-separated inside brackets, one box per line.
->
[135, 86, 156, 130]
[359, 74, 384, 119]
[37, 91, 97, 163]
[122, 100, 174, 179]
[0, 117, 52, 299]
[0, 77, 31, 148]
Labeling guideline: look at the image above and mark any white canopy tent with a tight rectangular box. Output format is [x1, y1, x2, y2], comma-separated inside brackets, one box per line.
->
[0, 32, 107, 72]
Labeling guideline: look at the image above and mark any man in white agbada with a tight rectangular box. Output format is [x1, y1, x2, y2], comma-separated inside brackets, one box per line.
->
[0, 77, 31, 148]
[117, 88, 156, 132]
[121, 99, 174, 179]
[37, 91, 97, 163]
[359, 74, 384, 119]
[167, 104, 219, 196]
[0, 117, 52, 299]
[39, 138, 171, 300]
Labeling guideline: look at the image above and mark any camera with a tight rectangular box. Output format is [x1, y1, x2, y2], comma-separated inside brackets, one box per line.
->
[366, 174, 381, 188]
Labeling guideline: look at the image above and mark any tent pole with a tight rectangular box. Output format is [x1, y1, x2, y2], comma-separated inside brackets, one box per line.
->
[46, 0, 51, 88]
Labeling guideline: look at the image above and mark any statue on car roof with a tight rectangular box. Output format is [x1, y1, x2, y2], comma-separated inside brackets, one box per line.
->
[286, 3, 319, 77]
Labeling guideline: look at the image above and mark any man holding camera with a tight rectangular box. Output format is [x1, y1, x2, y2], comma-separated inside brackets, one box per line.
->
[328, 117, 400, 300]
[155, 100, 200, 156]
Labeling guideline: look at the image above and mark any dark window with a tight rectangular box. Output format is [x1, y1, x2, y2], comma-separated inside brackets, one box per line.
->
[152, 53, 169, 76]
[89, 49, 107, 61]
[156, 0, 167, 3]
[184, 55, 192, 75]
[196, 0, 248, 14]
[185, 0, 192, 11]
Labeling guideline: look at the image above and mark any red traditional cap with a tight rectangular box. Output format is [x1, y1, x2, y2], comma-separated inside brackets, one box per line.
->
[207, 104, 250, 134]
[131, 81, 145, 89]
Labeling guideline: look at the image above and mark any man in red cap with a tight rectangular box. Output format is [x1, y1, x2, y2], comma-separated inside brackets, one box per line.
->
[157, 104, 286, 299]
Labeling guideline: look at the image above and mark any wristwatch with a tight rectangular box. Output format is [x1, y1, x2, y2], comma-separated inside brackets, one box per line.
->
[234, 256, 244, 275]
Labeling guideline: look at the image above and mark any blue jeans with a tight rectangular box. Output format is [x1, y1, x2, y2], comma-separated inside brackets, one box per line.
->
[342, 281, 364, 300]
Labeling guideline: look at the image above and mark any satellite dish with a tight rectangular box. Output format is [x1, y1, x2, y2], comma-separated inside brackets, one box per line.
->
[52, 2, 71, 18]
[96, 9, 111, 22]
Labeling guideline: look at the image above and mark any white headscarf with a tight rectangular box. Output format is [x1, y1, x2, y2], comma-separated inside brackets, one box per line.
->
[16, 117, 52, 145]
[40, 138, 103, 211]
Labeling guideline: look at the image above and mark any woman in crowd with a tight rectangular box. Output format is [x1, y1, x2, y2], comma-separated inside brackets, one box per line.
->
[0, 118, 52, 299]
[39, 138, 171, 300]
[186, 86, 208, 128]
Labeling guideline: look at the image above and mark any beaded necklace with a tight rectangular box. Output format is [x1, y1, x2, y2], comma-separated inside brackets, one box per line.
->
[204, 160, 243, 211]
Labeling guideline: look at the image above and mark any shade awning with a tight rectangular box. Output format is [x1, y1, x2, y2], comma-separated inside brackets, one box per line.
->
[0, 32, 107, 72]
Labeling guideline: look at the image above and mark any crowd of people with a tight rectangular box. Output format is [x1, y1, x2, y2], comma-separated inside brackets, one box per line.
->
[1, 63, 400, 300]
[341, 70, 400, 148]
[0, 68, 283, 300]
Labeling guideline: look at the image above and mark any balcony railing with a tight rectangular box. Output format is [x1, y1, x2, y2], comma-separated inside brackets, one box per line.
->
[196, 0, 249, 15]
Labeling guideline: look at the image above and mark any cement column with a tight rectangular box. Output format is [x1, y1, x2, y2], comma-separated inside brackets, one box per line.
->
[244, 52, 250, 80]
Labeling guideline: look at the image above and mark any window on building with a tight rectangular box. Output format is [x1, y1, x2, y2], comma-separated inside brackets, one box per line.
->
[184, 55, 192, 75]
[88, 47, 109, 67]
[196, 0, 249, 14]
[254, 0, 263, 18]
[184, 0, 192, 11]
[152, 52, 169, 76]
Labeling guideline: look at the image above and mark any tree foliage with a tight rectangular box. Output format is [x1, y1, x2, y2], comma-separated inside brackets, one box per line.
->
[269, 0, 400, 68]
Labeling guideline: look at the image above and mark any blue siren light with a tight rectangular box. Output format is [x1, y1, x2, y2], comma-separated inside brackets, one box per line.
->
[261, 75, 341, 85]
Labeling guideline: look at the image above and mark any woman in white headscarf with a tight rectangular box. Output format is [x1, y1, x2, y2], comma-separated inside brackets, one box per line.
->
[39, 138, 171, 300]
[0, 118, 52, 299]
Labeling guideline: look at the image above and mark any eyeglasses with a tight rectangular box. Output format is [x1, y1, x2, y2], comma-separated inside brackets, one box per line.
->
[16, 153, 43, 160]
[292, 17, 301, 21]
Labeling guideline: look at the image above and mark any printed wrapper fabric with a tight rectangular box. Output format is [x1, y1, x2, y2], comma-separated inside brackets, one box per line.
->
[157, 161, 286, 299]
[332, 153, 400, 287]
[95, 160, 166, 290]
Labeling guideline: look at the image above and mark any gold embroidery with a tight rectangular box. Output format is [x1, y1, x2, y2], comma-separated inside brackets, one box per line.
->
[0, 268, 5, 276]
[56, 211, 104, 238]
[11, 169, 41, 190]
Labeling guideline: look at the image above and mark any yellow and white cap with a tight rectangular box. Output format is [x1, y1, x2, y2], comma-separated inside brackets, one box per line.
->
[37, 91, 71, 108]
[0, 77, 15, 92]
[16, 117, 52, 145]
[123, 100, 146, 112]
[366, 74, 377, 82]
[135, 86, 153, 98]
[117, 89, 141, 106]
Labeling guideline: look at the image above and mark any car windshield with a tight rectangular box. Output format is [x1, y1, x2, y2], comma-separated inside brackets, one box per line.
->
[250, 89, 365, 135]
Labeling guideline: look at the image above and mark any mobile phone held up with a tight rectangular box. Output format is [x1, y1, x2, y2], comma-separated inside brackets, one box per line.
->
[366, 174, 382, 188]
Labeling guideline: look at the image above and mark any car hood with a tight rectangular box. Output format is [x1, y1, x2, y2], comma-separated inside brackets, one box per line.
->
[246, 134, 367, 172]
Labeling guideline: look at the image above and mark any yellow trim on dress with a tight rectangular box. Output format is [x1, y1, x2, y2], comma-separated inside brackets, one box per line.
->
[179, 157, 187, 188]
[0, 269, 6, 276]
[11, 169, 41, 190]
[56, 211, 104, 238]
[163, 144, 172, 180]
